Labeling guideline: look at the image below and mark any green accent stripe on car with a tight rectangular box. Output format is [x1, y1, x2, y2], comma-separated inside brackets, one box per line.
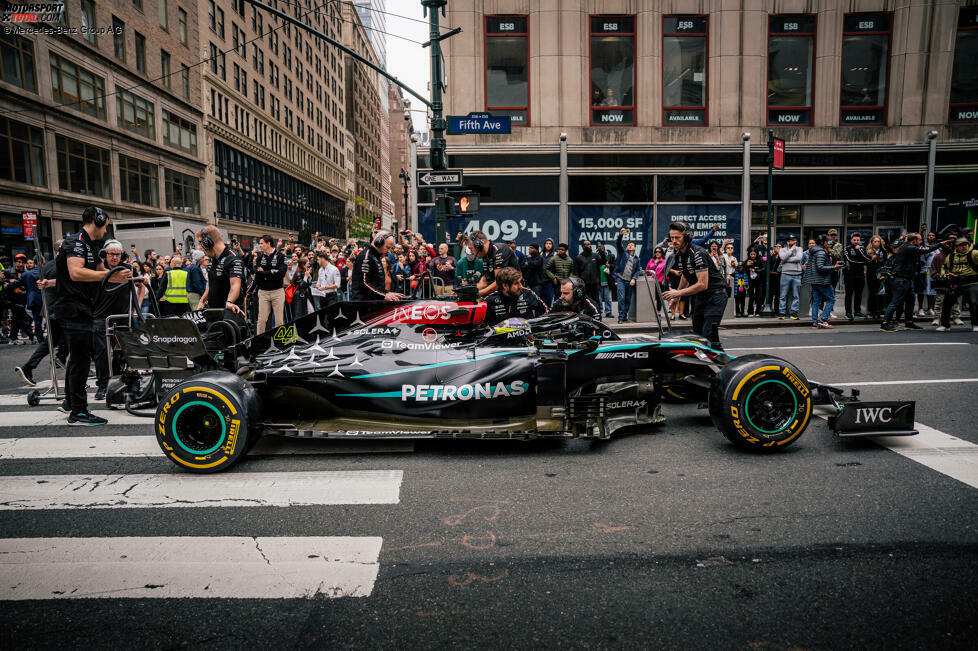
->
[335, 391, 402, 398]
[568, 342, 728, 356]
[349, 350, 525, 379]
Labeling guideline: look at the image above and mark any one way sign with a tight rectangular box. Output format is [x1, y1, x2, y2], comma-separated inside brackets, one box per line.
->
[417, 169, 464, 188]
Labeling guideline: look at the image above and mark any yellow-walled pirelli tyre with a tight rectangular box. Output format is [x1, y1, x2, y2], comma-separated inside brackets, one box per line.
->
[709, 354, 813, 452]
[155, 371, 262, 473]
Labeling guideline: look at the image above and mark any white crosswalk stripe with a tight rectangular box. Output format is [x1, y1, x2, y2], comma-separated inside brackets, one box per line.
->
[0, 388, 404, 600]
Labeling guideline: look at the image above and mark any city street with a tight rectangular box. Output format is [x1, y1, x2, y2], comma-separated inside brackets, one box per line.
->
[1, 325, 976, 649]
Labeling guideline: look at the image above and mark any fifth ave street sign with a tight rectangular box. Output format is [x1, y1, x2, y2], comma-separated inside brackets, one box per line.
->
[447, 112, 512, 135]
[417, 169, 464, 188]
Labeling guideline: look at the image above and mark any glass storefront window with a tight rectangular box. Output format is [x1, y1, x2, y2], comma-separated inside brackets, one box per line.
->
[776, 206, 801, 224]
[840, 14, 891, 125]
[485, 16, 528, 127]
[590, 16, 635, 126]
[846, 204, 874, 224]
[767, 15, 816, 126]
[950, 7, 978, 123]
[662, 16, 707, 126]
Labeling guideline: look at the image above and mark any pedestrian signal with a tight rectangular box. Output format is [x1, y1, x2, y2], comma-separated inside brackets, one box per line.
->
[456, 194, 480, 214]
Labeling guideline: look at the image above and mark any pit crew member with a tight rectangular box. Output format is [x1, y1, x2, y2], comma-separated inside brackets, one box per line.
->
[551, 277, 599, 318]
[196, 226, 244, 316]
[465, 230, 520, 297]
[663, 220, 729, 348]
[483, 267, 548, 327]
[352, 230, 402, 301]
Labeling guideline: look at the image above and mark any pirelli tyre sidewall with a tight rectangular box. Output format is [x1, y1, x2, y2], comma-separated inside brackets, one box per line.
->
[709, 354, 813, 452]
[156, 371, 261, 473]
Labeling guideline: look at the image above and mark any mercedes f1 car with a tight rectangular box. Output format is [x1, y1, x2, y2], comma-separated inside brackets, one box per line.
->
[97, 292, 919, 473]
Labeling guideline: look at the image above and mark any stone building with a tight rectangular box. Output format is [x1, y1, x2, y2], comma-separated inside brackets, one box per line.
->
[0, 0, 205, 259]
[420, 0, 978, 262]
[202, 0, 349, 247]
[388, 83, 415, 231]
[342, 1, 384, 228]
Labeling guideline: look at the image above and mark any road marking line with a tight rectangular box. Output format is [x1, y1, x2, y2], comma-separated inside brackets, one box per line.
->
[835, 379, 978, 387]
[725, 342, 972, 351]
[0, 470, 403, 510]
[0, 410, 152, 426]
[0, 393, 94, 406]
[0, 435, 413, 459]
[0, 536, 383, 600]
[870, 424, 978, 490]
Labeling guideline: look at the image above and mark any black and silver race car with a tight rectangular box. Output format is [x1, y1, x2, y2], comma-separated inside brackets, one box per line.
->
[115, 298, 918, 473]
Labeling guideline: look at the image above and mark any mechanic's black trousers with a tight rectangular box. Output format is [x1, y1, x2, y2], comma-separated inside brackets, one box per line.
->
[62, 320, 93, 415]
[692, 290, 728, 348]
[844, 270, 865, 316]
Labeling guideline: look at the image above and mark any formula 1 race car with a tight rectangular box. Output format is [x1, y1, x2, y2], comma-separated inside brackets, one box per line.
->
[127, 297, 919, 473]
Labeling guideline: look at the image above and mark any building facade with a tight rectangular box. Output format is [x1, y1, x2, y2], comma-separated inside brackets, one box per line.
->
[343, 1, 384, 228]
[0, 0, 205, 259]
[202, 0, 350, 247]
[388, 83, 415, 232]
[420, 0, 978, 263]
[353, 0, 387, 68]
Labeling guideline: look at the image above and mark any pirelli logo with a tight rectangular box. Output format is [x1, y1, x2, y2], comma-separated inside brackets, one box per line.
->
[781, 368, 810, 397]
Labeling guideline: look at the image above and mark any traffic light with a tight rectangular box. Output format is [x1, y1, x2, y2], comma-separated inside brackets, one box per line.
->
[456, 194, 480, 215]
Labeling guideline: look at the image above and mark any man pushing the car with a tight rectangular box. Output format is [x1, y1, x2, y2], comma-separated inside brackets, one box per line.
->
[663, 220, 729, 349]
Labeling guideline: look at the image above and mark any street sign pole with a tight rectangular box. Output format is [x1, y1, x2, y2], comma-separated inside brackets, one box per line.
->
[760, 129, 775, 317]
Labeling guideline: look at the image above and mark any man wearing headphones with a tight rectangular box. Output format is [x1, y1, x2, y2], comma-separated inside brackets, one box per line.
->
[464, 230, 521, 298]
[483, 266, 548, 327]
[55, 206, 130, 425]
[92, 240, 145, 401]
[551, 276, 600, 317]
[196, 225, 245, 316]
[662, 220, 729, 348]
[352, 230, 402, 301]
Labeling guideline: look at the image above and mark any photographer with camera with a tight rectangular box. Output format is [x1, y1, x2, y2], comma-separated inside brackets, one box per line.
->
[880, 232, 952, 332]
[936, 237, 978, 332]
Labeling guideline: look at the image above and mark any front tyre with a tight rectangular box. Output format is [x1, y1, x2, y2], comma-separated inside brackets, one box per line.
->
[155, 371, 262, 473]
[709, 355, 813, 452]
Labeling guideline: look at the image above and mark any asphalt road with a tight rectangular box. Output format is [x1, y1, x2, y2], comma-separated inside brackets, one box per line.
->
[1, 326, 977, 650]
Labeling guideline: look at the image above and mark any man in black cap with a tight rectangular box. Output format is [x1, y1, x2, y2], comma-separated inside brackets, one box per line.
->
[55, 207, 130, 425]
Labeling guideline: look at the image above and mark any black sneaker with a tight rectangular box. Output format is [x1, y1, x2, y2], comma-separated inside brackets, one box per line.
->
[790, 314, 799, 320]
[58, 399, 70, 413]
[855, 312, 867, 319]
[15, 366, 35, 387]
[94, 387, 107, 401]
[904, 322, 924, 331]
[880, 322, 899, 332]
[67, 411, 108, 426]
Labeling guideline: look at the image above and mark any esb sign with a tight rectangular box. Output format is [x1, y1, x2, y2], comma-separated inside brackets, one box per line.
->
[21, 211, 37, 240]
[773, 138, 785, 169]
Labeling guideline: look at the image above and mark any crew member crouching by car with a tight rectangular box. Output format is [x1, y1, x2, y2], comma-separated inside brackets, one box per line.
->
[937, 237, 978, 332]
[551, 276, 599, 318]
[484, 267, 548, 327]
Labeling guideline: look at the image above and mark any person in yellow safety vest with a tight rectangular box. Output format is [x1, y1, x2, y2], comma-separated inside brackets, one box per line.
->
[157, 253, 190, 316]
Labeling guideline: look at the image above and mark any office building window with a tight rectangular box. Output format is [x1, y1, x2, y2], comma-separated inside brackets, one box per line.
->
[160, 50, 171, 88]
[119, 154, 158, 206]
[0, 34, 37, 92]
[80, 0, 95, 43]
[50, 53, 105, 119]
[662, 16, 708, 126]
[767, 14, 816, 125]
[0, 117, 45, 186]
[590, 16, 635, 126]
[181, 64, 189, 99]
[159, 0, 168, 31]
[484, 15, 528, 126]
[135, 31, 146, 73]
[950, 6, 978, 124]
[116, 90, 154, 138]
[56, 136, 110, 197]
[217, 7, 224, 38]
[165, 169, 200, 214]
[178, 8, 187, 46]
[162, 110, 196, 155]
[132, 0, 141, 9]
[112, 17, 125, 60]
[840, 13, 892, 125]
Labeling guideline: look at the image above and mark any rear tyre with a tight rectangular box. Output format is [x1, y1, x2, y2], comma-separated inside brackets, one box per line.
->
[155, 371, 262, 473]
[709, 354, 812, 452]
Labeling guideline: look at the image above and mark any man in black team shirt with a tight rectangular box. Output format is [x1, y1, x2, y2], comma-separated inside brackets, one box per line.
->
[464, 229, 521, 298]
[196, 225, 245, 317]
[92, 240, 145, 401]
[352, 230, 402, 301]
[663, 220, 729, 348]
[55, 206, 131, 425]
[551, 277, 600, 317]
[483, 267, 548, 326]
[255, 234, 287, 333]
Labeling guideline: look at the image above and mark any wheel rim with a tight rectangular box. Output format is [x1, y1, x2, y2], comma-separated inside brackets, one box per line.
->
[172, 401, 227, 455]
[744, 380, 798, 435]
